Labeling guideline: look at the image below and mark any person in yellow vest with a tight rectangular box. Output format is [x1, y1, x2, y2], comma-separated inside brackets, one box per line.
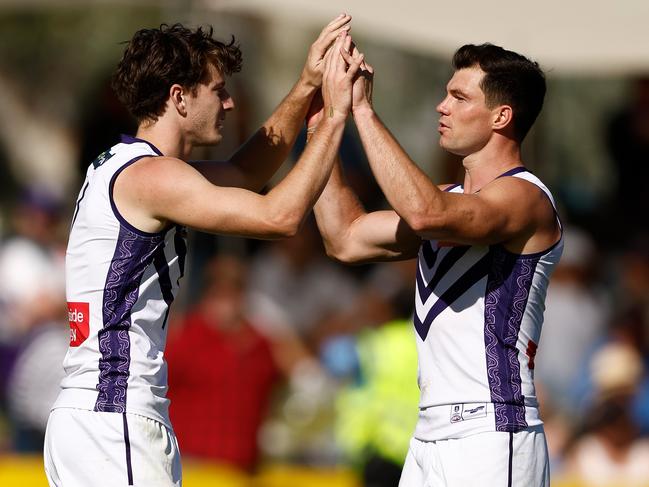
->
[335, 319, 420, 487]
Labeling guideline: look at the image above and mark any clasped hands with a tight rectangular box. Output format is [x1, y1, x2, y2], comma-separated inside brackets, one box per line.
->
[305, 17, 374, 133]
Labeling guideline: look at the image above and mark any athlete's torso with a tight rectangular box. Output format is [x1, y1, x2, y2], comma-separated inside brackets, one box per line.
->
[54, 135, 186, 428]
[413, 168, 563, 441]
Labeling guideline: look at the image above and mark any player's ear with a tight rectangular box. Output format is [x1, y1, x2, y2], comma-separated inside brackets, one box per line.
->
[492, 105, 512, 131]
[170, 84, 187, 116]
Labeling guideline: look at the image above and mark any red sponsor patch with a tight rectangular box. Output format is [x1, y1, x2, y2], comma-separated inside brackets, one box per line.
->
[68, 302, 90, 347]
[526, 339, 538, 370]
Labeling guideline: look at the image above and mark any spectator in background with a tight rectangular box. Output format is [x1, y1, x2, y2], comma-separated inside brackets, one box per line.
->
[0, 186, 66, 446]
[535, 225, 609, 414]
[166, 254, 281, 472]
[588, 306, 649, 435]
[563, 341, 649, 486]
[6, 315, 68, 452]
[247, 217, 360, 351]
[335, 318, 419, 487]
[333, 260, 419, 487]
[0, 186, 65, 344]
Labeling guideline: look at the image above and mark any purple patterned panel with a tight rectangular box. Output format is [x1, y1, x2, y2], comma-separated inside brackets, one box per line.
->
[484, 246, 540, 432]
[95, 225, 164, 413]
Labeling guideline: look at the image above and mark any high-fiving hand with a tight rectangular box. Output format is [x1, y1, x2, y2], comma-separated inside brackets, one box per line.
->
[321, 32, 365, 123]
[301, 14, 352, 89]
[344, 43, 374, 115]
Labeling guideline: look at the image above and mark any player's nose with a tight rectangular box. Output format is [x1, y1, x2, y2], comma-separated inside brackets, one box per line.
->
[223, 96, 235, 111]
[436, 96, 450, 115]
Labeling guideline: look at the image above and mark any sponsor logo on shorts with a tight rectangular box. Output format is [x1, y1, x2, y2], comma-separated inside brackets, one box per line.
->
[450, 403, 488, 423]
[68, 302, 90, 347]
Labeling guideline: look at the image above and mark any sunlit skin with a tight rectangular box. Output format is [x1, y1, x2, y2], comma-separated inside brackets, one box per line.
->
[313, 50, 559, 262]
[183, 63, 235, 147]
[436, 66, 500, 158]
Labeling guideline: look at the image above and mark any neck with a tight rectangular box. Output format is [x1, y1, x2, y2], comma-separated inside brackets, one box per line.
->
[135, 117, 193, 160]
[461, 139, 523, 194]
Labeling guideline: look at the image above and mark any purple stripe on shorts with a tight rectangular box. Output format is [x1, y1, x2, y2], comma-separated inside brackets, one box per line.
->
[484, 246, 539, 431]
[122, 413, 134, 485]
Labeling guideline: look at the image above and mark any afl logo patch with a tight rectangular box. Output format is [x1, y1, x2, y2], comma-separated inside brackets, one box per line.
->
[450, 404, 462, 423]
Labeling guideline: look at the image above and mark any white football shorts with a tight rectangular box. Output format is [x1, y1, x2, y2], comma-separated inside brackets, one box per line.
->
[398, 425, 549, 487]
[44, 408, 181, 487]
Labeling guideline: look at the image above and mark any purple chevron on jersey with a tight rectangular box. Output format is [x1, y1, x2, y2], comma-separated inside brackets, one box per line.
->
[484, 246, 539, 432]
[95, 225, 164, 413]
[420, 240, 439, 269]
[416, 245, 470, 302]
[414, 250, 491, 340]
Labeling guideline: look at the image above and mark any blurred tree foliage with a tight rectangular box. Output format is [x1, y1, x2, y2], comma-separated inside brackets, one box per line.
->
[0, 6, 166, 119]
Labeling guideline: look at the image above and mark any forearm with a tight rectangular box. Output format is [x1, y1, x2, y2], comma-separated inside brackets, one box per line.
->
[227, 78, 318, 191]
[264, 118, 345, 235]
[313, 159, 366, 255]
[353, 108, 446, 229]
[314, 155, 421, 263]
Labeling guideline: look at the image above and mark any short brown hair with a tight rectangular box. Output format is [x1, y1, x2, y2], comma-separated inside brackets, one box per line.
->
[112, 23, 242, 123]
[453, 43, 545, 143]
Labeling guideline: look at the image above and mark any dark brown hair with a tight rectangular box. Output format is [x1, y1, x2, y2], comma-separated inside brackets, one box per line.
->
[453, 43, 545, 142]
[112, 23, 242, 122]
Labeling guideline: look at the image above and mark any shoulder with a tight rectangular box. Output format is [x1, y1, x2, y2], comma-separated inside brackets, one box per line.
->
[117, 156, 202, 193]
[481, 174, 550, 206]
[479, 175, 557, 227]
[113, 155, 208, 224]
[122, 155, 188, 175]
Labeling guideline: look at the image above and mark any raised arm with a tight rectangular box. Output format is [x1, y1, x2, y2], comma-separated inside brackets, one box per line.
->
[312, 48, 420, 264]
[114, 32, 364, 240]
[314, 157, 421, 263]
[342, 52, 559, 253]
[192, 14, 352, 192]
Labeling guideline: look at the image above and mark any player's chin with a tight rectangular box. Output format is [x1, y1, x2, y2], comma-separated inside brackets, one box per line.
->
[198, 132, 223, 147]
[438, 136, 452, 151]
[439, 140, 465, 156]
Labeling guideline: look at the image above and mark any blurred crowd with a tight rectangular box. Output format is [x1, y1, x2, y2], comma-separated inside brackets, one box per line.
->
[1, 75, 649, 487]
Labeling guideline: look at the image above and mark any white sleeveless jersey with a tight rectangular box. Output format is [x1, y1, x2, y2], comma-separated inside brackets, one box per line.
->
[53, 135, 186, 428]
[413, 168, 563, 441]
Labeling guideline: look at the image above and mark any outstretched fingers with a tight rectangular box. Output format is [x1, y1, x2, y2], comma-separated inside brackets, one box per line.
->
[313, 14, 351, 57]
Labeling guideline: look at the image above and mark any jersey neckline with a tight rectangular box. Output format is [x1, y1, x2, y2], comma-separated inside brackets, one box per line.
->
[120, 134, 164, 157]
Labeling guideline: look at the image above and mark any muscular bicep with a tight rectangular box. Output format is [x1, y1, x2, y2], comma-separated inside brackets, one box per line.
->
[115, 157, 290, 239]
[416, 178, 557, 252]
[334, 210, 421, 263]
[189, 160, 251, 189]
